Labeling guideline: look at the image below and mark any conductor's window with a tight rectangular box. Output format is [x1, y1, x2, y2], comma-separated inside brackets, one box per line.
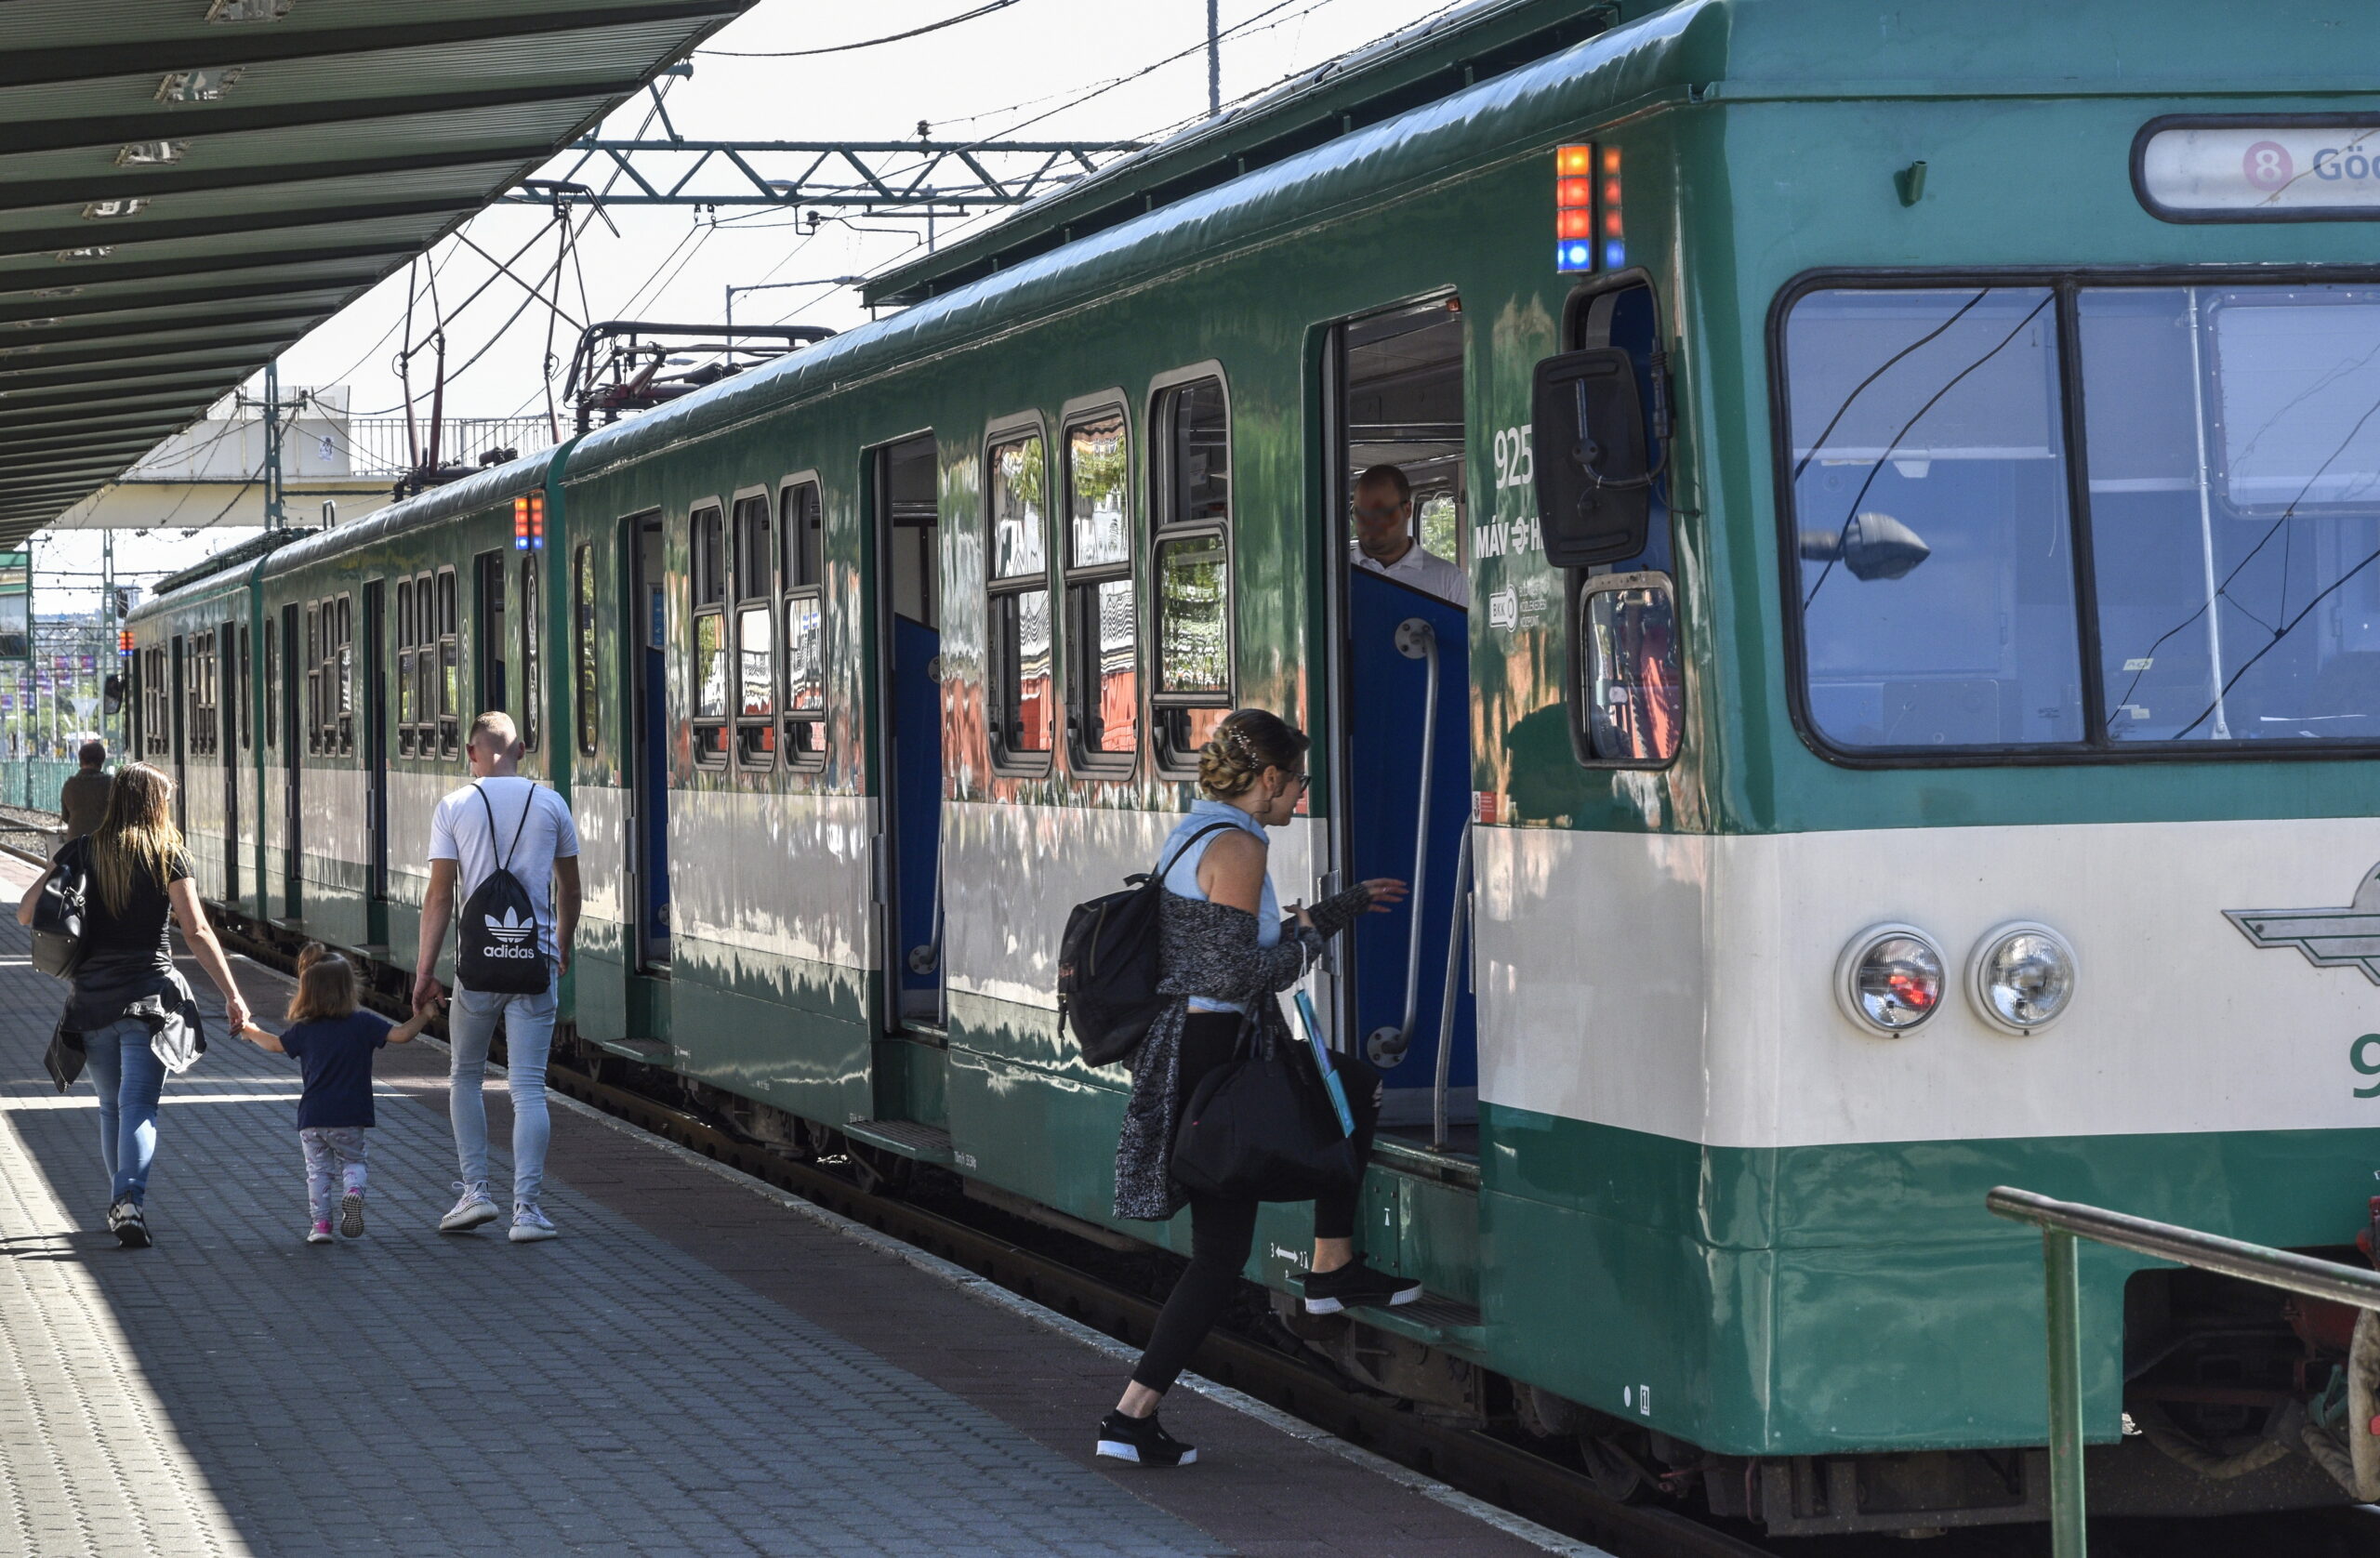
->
[517, 558, 539, 753]
[691, 504, 728, 764]
[986, 429, 1053, 768]
[1151, 375, 1232, 772]
[574, 545, 598, 759]
[1063, 407, 1135, 772]
[435, 568, 458, 755]
[779, 479, 825, 767]
[732, 493, 774, 767]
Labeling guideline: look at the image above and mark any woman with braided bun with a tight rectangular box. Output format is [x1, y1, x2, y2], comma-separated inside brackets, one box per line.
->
[1097, 707, 1411, 1468]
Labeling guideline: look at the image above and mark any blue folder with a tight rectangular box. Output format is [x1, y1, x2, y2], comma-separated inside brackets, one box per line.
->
[1293, 990, 1357, 1138]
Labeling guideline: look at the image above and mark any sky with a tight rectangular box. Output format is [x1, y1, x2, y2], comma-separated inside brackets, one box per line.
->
[38, 0, 1471, 608]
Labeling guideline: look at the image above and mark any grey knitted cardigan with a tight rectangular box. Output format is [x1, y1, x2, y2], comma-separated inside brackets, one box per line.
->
[1111, 883, 1372, 1221]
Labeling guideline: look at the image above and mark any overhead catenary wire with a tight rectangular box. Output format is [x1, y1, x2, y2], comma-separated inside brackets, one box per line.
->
[697, 0, 1027, 58]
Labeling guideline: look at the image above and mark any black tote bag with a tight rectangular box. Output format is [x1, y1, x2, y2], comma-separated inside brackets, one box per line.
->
[1170, 1010, 1358, 1203]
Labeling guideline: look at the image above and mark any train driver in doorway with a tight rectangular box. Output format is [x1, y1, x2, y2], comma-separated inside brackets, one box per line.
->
[1349, 464, 1468, 609]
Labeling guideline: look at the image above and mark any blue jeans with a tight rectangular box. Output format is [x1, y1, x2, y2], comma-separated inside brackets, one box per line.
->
[447, 985, 557, 1207]
[82, 1017, 165, 1207]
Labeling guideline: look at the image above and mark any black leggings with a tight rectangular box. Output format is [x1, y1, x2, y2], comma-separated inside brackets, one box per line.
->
[1130, 1011, 1382, 1395]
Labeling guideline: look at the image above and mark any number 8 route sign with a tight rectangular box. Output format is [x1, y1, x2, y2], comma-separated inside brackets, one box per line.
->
[2135, 116, 2380, 220]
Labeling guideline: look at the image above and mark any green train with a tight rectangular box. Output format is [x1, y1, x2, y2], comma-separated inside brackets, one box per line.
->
[126, 0, 2380, 1534]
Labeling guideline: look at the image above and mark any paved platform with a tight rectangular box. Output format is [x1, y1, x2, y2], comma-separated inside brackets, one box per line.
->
[0, 852, 1578, 1558]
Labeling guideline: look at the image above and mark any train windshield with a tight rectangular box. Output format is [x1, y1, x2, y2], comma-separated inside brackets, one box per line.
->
[1781, 281, 2380, 754]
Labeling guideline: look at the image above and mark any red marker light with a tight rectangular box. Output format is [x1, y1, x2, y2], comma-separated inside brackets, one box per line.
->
[1601, 146, 1620, 175]
[1558, 208, 1594, 239]
[1558, 177, 1593, 208]
[1556, 144, 1593, 177]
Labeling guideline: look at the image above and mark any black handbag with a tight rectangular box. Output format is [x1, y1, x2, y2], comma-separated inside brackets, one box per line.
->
[31, 838, 90, 981]
[1170, 1007, 1359, 1203]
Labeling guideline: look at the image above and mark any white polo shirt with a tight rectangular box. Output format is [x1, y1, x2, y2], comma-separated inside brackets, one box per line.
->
[1352, 540, 1470, 608]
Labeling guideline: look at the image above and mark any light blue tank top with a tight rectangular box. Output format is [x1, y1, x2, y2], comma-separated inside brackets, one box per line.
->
[1157, 799, 1280, 1015]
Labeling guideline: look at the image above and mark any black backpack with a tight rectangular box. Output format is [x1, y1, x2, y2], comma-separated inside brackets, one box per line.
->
[30, 837, 91, 981]
[456, 782, 549, 995]
[1056, 822, 1232, 1067]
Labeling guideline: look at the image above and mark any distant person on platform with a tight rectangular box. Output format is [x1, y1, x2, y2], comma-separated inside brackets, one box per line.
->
[59, 741, 110, 845]
[1350, 464, 1468, 609]
[412, 711, 580, 1245]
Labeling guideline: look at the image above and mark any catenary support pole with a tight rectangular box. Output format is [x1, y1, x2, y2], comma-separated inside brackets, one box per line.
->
[1208, 0, 1222, 117]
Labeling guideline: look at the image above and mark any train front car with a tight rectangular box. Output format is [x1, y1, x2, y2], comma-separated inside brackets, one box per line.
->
[1474, 0, 2380, 1534]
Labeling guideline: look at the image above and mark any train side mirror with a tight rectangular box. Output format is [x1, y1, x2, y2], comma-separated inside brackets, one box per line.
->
[1532, 347, 1651, 567]
[1798, 510, 1931, 582]
[101, 674, 125, 717]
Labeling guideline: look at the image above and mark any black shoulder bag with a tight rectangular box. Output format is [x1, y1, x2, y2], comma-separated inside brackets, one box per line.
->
[455, 782, 550, 995]
[1170, 1004, 1358, 1203]
[31, 836, 91, 981]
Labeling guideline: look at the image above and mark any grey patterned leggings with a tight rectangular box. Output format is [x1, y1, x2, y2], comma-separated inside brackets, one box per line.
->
[298, 1128, 369, 1223]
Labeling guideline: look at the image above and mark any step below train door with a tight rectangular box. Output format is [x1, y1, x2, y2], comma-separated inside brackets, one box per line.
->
[1312, 293, 1484, 1337]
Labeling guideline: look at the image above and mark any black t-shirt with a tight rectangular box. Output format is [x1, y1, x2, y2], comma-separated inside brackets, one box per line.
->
[75, 842, 192, 961]
[279, 1010, 391, 1129]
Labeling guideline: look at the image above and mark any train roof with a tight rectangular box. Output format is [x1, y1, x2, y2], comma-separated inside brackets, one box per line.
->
[131, 0, 2378, 618]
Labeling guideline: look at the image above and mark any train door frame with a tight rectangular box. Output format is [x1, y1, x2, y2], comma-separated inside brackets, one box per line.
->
[1316, 291, 1477, 1136]
[169, 634, 187, 834]
[868, 430, 946, 1037]
[361, 579, 389, 945]
[627, 512, 670, 975]
[280, 602, 302, 919]
[222, 614, 241, 905]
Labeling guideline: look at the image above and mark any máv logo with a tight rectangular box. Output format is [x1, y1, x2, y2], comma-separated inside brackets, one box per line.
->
[2225, 863, 2380, 984]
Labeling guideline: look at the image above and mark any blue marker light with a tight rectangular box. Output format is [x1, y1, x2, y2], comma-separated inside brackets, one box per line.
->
[1557, 240, 1594, 272]
[1604, 239, 1626, 270]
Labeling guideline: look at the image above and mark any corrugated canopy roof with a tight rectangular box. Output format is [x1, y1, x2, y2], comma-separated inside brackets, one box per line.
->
[0, 0, 753, 547]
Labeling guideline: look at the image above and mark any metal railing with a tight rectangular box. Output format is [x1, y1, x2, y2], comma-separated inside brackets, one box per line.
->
[1986, 1186, 2380, 1556]
[0, 759, 84, 814]
[334, 416, 555, 479]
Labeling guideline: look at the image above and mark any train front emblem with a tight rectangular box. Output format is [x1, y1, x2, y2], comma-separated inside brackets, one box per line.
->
[2226, 863, 2380, 984]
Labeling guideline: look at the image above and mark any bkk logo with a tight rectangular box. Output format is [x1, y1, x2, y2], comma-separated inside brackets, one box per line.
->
[2224, 862, 2380, 984]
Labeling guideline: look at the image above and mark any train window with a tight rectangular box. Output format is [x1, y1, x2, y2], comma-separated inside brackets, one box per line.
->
[518, 556, 540, 752]
[2080, 284, 2380, 746]
[188, 631, 211, 757]
[335, 595, 353, 755]
[690, 503, 727, 764]
[396, 579, 416, 756]
[731, 493, 774, 768]
[263, 619, 276, 748]
[149, 646, 170, 756]
[1151, 375, 1233, 771]
[986, 428, 1053, 768]
[1062, 406, 1135, 772]
[476, 550, 507, 717]
[779, 479, 825, 767]
[1780, 286, 2082, 751]
[412, 574, 435, 757]
[574, 544, 598, 758]
[238, 624, 251, 751]
[437, 568, 458, 755]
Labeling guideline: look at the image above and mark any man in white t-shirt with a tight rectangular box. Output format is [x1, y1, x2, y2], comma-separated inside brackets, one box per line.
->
[414, 710, 581, 1243]
[1350, 464, 1469, 608]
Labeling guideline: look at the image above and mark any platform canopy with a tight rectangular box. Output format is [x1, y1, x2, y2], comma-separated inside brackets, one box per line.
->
[0, 0, 755, 548]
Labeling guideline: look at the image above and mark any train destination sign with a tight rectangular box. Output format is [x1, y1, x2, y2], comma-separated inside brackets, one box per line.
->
[2135, 116, 2380, 220]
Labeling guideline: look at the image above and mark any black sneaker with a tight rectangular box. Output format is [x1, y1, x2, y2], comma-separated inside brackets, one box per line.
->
[107, 1198, 150, 1250]
[1302, 1257, 1421, 1314]
[1096, 1409, 1197, 1467]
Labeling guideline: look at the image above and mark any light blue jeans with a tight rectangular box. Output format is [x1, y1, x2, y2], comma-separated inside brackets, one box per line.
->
[82, 1017, 165, 1206]
[447, 984, 557, 1207]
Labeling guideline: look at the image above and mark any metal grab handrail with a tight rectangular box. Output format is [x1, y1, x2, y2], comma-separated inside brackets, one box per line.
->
[1368, 616, 1437, 1065]
[1985, 1186, 2380, 1558]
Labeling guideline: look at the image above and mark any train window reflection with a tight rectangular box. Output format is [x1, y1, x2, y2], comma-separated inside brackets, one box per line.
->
[778, 481, 825, 768]
[1151, 375, 1231, 770]
[986, 429, 1053, 767]
[1580, 577, 1684, 764]
[2082, 285, 2380, 743]
[1784, 287, 2083, 749]
[1064, 408, 1135, 771]
[690, 505, 725, 763]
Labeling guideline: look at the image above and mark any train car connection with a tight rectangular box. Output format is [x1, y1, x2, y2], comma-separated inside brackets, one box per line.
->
[127, 0, 2380, 1537]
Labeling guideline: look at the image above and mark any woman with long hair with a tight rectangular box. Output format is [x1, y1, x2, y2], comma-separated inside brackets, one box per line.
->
[1098, 708, 1411, 1467]
[19, 762, 251, 1248]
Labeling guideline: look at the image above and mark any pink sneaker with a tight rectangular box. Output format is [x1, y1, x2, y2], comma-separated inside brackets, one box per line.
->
[306, 1221, 334, 1246]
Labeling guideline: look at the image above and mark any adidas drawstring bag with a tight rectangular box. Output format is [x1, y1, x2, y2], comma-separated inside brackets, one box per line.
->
[456, 780, 549, 995]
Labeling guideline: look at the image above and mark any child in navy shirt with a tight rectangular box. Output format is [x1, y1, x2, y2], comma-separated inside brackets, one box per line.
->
[238, 949, 438, 1244]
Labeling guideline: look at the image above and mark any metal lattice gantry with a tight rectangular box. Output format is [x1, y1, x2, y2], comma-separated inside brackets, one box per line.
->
[504, 138, 1144, 211]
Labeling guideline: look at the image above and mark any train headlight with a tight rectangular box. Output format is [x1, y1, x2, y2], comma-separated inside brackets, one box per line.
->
[1967, 923, 2076, 1035]
[1834, 924, 1945, 1035]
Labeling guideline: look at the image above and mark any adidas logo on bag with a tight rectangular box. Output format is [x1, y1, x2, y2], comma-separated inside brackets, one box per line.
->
[486, 907, 534, 944]
[457, 781, 554, 994]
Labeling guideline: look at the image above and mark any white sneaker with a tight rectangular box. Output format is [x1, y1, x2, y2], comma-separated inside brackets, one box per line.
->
[439, 1182, 499, 1234]
[508, 1203, 558, 1243]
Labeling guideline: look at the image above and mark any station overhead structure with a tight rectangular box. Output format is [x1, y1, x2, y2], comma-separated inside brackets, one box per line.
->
[505, 138, 1145, 214]
[0, 0, 760, 549]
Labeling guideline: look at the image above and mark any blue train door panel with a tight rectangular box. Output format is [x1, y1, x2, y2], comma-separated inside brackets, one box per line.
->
[875, 433, 945, 1033]
[1329, 297, 1478, 1142]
